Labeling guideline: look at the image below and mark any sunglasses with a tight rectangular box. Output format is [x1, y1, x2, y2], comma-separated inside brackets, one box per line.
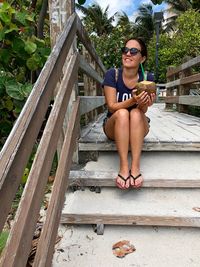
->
[121, 47, 141, 56]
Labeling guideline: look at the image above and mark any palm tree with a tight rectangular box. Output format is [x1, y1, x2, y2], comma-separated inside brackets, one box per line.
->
[76, 3, 116, 36]
[135, 3, 154, 43]
[116, 11, 136, 38]
[151, 0, 197, 10]
[162, 0, 192, 33]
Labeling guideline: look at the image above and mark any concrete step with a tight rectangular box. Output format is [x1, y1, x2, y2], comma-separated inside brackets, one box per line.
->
[52, 224, 200, 267]
[70, 151, 200, 188]
[61, 187, 200, 228]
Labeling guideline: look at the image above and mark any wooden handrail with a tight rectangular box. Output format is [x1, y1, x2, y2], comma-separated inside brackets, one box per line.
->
[165, 56, 200, 112]
[0, 52, 79, 267]
[0, 13, 77, 233]
[0, 10, 106, 267]
[33, 98, 80, 267]
[76, 15, 106, 74]
[167, 55, 200, 77]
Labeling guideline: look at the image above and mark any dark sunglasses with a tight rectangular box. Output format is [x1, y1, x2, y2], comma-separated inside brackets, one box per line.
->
[121, 47, 141, 56]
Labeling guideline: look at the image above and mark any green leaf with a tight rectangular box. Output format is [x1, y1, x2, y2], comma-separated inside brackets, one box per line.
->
[24, 41, 37, 54]
[0, 120, 13, 135]
[13, 99, 25, 113]
[5, 23, 19, 34]
[15, 11, 27, 26]
[5, 80, 24, 100]
[26, 54, 41, 70]
[1, 2, 10, 10]
[21, 168, 29, 185]
[12, 38, 25, 54]
[0, 29, 5, 41]
[0, 231, 9, 255]
[25, 15, 35, 23]
[0, 12, 11, 25]
[21, 83, 32, 98]
[78, 0, 86, 5]
[33, 36, 45, 47]
[16, 66, 26, 83]
[5, 98, 14, 111]
[0, 49, 11, 64]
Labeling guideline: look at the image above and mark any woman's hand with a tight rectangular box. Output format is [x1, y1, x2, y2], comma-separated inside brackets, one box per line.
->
[134, 91, 156, 113]
[148, 93, 156, 106]
[135, 91, 149, 106]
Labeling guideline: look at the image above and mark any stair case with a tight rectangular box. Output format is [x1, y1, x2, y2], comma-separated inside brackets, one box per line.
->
[60, 106, 200, 235]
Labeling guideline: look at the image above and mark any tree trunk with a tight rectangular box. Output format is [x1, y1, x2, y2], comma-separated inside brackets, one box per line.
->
[31, 0, 37, 9]
[37, 0, 48, 39]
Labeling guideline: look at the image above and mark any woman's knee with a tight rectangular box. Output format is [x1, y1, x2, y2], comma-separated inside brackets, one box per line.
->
[115, 109, 129, 121]
[130, 108, 143, 123]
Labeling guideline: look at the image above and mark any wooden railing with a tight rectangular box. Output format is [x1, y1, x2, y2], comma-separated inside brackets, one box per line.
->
[165, 56, 200, 113]
[0, 13, 106, 267]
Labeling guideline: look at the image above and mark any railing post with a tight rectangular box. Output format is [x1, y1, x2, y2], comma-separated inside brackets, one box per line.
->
[165, 66, 175, 110]
[48, 0, 79, 162]
[177, 56, 192, 113]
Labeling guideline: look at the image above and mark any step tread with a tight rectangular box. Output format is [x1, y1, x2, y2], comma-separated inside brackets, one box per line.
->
[74, 151, 200, 187]
[61, 188, 200, 227]
[52, 225, 200, 267]
[69, 170, 200, 188]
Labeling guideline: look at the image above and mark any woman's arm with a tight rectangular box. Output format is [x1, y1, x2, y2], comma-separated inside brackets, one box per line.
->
[104, 86, 137, 113]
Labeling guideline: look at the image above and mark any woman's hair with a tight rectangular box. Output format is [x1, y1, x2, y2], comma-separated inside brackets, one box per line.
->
[125, 37, 147, 59]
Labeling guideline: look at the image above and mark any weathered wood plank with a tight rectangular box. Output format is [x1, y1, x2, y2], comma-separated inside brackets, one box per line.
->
[33, 99, 80, 267]
[76, 16, 106, 74]
[165, 96, 179, 104]
[80, 96, 105, 115]
[68, 170, 200, 188]
[166, 79, 180, 88]
[166, 74, 200, 89]
[79, 55, 103, 84]
[61, 214, 200, 227]
[79, 142, 200, 151]
[61, 188, 200, 227]
[181, 73, 200, 85]
[167, 55, 200, 77]
[0, 13, 77, 233]
[0, 54, 78, 267]
[179, 96, 200, 106]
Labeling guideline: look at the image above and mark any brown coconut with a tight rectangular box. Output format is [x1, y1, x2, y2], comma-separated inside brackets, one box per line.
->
[135, 81, 156, 95]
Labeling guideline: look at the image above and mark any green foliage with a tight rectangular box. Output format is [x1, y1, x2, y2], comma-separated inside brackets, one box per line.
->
[0, 2, 50, 149]
[147, 9, 200, 82]
[76, 3, 115, 36]
[77, 0, 86, 5]
[151, 0, 163, 4]
[90, 26, 129, 69]
[21, 167, 30, 184]
[0, 231, 9, 255]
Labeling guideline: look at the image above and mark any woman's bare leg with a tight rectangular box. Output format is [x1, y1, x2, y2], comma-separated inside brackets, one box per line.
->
[129, 108, 149, 187]
[104, 109, 130, 189]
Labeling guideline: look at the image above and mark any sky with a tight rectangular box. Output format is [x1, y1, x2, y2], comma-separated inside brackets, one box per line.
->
[83, 0, 168, 22]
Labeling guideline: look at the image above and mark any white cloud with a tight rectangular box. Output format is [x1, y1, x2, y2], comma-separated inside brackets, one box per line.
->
[129, 10, 139, 23]
[93, 0, 134, 17]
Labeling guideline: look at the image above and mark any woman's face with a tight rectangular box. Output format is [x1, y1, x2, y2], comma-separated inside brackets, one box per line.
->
[122, 39, 146, 69]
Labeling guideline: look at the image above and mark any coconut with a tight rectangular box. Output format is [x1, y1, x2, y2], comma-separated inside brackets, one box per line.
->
[135, 81, 156, 95]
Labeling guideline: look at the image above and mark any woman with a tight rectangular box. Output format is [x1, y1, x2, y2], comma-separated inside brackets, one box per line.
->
[102, 37, 156, 190]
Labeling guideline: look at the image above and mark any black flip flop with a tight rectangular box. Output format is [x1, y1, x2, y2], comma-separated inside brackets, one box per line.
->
[116, 173, 130, 189]
[130, 173, 143, 188]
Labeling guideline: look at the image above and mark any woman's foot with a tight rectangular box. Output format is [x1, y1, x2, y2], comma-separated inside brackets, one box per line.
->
[130, 170, 143, 188]
[116, 173, 130, 189]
